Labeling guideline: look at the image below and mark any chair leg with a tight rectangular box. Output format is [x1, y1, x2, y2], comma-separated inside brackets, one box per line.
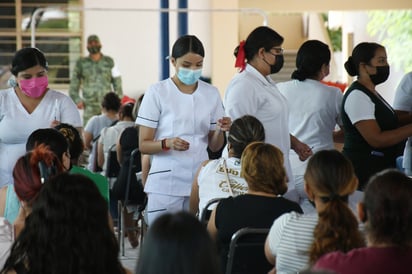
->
[117, 200, 125, 256]
[139, 211, 147, 253]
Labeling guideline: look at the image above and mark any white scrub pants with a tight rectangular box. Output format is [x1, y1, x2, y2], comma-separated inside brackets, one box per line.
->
[146, 193, 190, 226]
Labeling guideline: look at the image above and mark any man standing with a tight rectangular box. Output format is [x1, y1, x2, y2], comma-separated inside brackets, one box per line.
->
[69, 34, 123, 124]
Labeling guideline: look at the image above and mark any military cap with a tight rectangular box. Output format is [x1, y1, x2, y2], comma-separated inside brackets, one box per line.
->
[87, 35, 100, 43]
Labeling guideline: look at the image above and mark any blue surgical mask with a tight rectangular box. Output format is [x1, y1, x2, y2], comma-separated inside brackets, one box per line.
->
[177, 67, 202, 85]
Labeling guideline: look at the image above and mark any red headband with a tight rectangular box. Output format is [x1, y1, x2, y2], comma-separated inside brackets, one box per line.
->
[234, 40, 246, 72]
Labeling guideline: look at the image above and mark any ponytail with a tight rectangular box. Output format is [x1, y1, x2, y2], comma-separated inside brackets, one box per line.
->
[309, 198, 364, 264]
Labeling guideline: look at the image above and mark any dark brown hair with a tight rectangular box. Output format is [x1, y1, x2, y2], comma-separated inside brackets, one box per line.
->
[234, 26, 283, 62]
[228, 115, 265, 158]
[344, 42, 384, 76]
[305, 150, 364, 264]
[363, 169, 412, 246]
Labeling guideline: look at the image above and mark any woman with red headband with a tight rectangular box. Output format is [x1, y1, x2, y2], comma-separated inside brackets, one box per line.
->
[224, 26, 312, 201]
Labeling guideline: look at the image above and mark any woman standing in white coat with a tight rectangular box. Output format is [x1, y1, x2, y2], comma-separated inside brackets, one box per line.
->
[0, 47, 81, 187]
[277, 40, 344, 212]
[224, 26, 312, 202]
[136, 35, 230, 225]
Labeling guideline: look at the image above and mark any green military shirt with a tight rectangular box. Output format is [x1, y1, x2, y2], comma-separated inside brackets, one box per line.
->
[69, 55, 123, 124]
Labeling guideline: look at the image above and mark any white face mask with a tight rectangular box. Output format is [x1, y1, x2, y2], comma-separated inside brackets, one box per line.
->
[177, 67, 202, 85]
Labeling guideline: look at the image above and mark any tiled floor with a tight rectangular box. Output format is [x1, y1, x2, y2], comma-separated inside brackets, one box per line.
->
[120, 239, 140, 272]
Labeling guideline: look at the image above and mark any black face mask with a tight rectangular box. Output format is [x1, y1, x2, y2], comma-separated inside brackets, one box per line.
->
[270, 54, 284, 74]
[369, 65, 390, 85]
[87, 46, 101, 54]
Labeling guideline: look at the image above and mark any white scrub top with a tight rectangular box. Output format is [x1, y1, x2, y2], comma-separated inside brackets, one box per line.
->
[224, 64, 294, 187]
[393, 72, 412, 173]
[278, 79, 343, 176]
[136, 78, 224, 197]
[0, 88, 82, 186]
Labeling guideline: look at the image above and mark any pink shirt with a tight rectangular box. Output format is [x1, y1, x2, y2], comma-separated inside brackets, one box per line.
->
[314, 246, 412, 274]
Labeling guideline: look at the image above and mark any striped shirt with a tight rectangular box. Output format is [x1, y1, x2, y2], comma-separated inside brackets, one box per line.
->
[267, 212, 318, 273]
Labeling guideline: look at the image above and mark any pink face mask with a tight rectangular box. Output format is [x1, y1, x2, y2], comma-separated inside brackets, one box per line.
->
[19, 76, 49, 98]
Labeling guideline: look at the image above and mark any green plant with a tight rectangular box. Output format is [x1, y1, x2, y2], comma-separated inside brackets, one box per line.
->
[367, 10, 412, 72]
[322, 13, 342, 52]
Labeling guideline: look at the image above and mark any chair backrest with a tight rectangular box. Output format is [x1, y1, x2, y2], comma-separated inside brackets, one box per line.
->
[124, 148, 146, 209]
[200, 197, 224, 225]
[105, 144, 121, 178]
[225, 228, 271, 274]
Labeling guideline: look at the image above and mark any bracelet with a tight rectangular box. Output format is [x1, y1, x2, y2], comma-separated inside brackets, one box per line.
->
[161, 138, 170, 151]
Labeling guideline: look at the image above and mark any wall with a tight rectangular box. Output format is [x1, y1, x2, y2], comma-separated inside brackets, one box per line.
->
[340, 11, 406, 103]
[80, 0, 411, 102]
[82, 0, 239, 99]
[240, 0, 411, 11]
[83, 0, 160, 98]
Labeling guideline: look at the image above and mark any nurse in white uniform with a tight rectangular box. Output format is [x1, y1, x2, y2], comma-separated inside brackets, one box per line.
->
[0, 48, 82, 187]
[136, 35, 230, 225]
[277, 40, 344, 212]
[224, 26, 312, 202]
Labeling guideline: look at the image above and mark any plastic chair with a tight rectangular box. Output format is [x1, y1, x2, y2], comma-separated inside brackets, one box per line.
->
[103, 144, 121, 246]
[225, 228, 272, 274]
[118, 148, 147, 255]
[199, 197, 223, 225]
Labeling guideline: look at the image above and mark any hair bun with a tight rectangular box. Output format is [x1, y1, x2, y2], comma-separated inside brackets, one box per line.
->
[344, 56, 358, 76]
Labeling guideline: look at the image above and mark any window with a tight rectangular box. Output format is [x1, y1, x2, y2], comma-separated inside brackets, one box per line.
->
[0, 0, 82, 90]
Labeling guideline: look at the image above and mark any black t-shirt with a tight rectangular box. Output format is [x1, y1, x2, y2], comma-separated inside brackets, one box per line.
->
[112, 126, 145, 203]
[119, 126, 138, 165]
[215, 194, 303, 269]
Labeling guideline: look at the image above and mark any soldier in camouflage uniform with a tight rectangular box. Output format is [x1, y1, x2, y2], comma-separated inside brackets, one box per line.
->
[69, 35, 123, 125]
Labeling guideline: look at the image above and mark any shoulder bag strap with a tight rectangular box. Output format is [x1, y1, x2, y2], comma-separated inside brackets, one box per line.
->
[222, 159, 234, 197]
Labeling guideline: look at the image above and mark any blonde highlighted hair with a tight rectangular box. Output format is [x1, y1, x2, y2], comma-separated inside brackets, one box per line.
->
[241, 142, 287, 195]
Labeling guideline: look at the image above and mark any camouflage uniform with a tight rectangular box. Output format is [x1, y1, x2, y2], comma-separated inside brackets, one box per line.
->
[69, 55, 122, 124]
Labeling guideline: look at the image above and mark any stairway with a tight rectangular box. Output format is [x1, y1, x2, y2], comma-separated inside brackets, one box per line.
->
[270, 50, 297, 84]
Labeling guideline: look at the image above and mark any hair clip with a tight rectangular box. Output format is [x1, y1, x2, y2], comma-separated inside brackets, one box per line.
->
[59, 127, 75, 142]
[38, 161, 56, 184]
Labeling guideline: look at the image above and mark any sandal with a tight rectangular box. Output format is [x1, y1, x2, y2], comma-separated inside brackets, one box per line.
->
[127, 228, 139, 248]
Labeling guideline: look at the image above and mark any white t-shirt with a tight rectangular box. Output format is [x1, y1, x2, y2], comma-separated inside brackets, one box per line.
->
[136, 78, 225, 196]
[224, 64, 294, 188]
[197, 157, 248, 214]
[84, 114, 117, 171]
[0, 216, 14, 268]
[393, 72, 412, 172]
[0, 88, 82, 186]
[99, 121, 135, 174]
[393, 72, 412, 112]
[344, 89, 377, 124]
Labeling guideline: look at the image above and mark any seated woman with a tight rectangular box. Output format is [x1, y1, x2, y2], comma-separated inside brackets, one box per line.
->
[83, 92, 121, 172]
[207, 142, 303, 272]
[97, 103, 136, 174]
[55, 123, 109, 203]
[2, 173, 131, 274]
[0, 145, 67, 267]
[110, 95, 147, 249]
[189, 115, 265, 217]
[0, 128, 70, 224]
[264, 150, 365, 274]
[313, 169, 412, 274]
[136, 211, 221, 274]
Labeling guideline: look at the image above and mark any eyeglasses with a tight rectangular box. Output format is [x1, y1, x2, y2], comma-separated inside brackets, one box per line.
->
[270, 47, 284, 55]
